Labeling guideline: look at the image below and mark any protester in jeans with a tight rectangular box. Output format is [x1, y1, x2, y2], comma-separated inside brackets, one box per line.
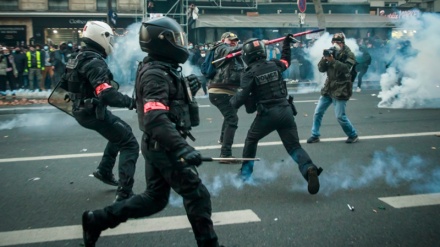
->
[307, 33, 359, 144]
[208, 32, 244, 162]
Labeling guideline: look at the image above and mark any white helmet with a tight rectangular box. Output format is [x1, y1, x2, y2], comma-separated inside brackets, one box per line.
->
[82, 21, 114, 55]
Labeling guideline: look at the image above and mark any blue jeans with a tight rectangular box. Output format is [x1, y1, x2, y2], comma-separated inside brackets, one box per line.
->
[311, 95, 357, 138]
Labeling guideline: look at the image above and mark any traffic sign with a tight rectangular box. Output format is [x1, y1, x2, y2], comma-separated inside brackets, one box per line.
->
[297, 0, 306, 13]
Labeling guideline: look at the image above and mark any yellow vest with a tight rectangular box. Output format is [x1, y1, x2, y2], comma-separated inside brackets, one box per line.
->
[26, 51, 44, 70]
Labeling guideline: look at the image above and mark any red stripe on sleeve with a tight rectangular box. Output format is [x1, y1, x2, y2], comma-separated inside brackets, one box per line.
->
[94, 83, 112, 96]
[144, 102, 169, 113]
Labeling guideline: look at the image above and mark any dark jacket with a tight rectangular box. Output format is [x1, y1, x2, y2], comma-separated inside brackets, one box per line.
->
[209, 42, 244, 91]
[13, 52, 27, 73]
[61, 47, 133, 108]
[318, 45, 356, 100]
[135, 56, 192, 153]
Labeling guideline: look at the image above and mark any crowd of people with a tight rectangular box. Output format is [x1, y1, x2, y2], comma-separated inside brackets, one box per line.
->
[0, 41, 77, 99]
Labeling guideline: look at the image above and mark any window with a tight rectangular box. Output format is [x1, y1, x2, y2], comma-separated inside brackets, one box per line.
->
[97, 0, 117, 12]
[0, 0, 18, 10]
[49, 0, 69, 11]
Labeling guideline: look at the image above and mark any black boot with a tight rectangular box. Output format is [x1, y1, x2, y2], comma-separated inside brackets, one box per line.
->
[307, 167, 320, 195]
[82, 211, 102, 247]
[93, 170, 118, 186]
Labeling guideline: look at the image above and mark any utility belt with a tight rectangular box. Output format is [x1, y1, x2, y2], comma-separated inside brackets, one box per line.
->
[69, 92, 106, 120]
[257, 97, 297, 116]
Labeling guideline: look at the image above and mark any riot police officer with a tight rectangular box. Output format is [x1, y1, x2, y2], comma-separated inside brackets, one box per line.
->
[60, 21, 139, 202]
[81, 17, 221, 247]
[230, 35, 323, 195]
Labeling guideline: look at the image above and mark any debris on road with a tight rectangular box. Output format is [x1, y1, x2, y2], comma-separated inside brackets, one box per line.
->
[347, 204, 354, 211]
[28, 177, 40, 181]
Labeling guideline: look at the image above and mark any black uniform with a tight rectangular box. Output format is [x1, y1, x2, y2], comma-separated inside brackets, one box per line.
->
[61, 47, 139, 199]
[85, 56, 219, 247]
[230, 37, 322, 193]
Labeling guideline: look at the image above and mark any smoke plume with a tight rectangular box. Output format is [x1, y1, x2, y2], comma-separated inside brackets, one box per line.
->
[377, 12, 440, 108]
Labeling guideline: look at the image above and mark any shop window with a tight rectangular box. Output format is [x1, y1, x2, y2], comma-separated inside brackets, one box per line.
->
[49, 0, 69, 11]
[97, 0, 117, 12]
[0, 0, 18, 10]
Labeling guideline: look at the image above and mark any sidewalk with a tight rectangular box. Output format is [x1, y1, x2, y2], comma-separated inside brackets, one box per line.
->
[0, 89, 54, 115]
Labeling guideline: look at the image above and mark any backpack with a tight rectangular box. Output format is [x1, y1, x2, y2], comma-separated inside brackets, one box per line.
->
[200, 48, 217, 79]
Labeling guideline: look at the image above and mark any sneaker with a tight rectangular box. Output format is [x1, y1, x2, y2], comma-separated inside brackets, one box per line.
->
[307, 167, 320, 195]
[219, 155, 241, 164]
[82, 211, 102, 247]
[307, 136, 320, 144]
[93, 170, 118, 186]
[114, 190, 134, 202]
[356, 87, 361, 92]
[345, 135, 359, 143]
[217, 139, 222, 145]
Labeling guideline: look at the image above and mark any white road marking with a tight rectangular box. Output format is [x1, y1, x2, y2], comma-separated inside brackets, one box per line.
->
[0, 209, 260, 246]
[0, 131, 438, 163]
[379, 193, 440, 208]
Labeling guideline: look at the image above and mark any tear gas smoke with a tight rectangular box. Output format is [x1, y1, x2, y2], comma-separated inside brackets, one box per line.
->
[107, 22, 144, 88]
[0, 113, 75, 130]
[167, 147, 438, 207]
[377, 12, 440, 108]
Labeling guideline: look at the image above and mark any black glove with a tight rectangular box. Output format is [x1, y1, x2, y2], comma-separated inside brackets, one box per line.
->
[185, 74, 201, 97]
[176, 146, 202, 167]
[128, 97, 136, 110]
[284, 34, 300, 44]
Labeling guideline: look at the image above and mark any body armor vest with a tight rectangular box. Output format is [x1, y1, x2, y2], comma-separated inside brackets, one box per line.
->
[62, 51, 106, 100]
[251, 60, 287, 103]
[135, 61, 193, 133]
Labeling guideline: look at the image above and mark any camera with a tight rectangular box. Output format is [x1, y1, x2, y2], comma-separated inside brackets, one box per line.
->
[323, 47, 337, 57]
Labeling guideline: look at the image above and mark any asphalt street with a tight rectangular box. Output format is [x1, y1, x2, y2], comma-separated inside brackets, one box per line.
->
[0, 89, 439, 247]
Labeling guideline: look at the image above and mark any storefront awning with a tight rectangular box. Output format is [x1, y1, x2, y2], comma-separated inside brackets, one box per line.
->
[196, 14, 396, 29]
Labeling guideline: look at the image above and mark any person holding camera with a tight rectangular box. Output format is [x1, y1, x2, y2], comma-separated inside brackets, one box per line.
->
[307, 33, 359, 144]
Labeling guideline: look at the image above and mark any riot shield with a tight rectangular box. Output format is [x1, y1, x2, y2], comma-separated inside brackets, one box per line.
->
[48, 79, 120, 117]
[48, 80, 73, 116]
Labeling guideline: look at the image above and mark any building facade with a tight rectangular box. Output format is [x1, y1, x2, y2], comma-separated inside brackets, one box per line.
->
[0, 0, 438, 46]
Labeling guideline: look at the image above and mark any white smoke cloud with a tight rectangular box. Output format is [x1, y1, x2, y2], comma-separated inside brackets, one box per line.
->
[377, 12, 440, 108]
[108, 22, 144, 86]
[165, 147, 439, 206]
[0, 113, 75, 130]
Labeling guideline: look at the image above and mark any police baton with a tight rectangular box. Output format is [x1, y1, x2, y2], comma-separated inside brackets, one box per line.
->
[201, 157, 260, 162]
[211, 28, 325, 64]
[178, 157, 260, 166]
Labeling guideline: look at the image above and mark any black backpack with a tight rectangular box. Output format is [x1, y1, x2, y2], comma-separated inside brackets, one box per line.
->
[200, 49, 217, 79]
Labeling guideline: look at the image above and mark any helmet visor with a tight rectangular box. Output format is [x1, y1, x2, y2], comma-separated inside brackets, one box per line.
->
[104, 31, 114, 47]
[160, 30, 187, 48]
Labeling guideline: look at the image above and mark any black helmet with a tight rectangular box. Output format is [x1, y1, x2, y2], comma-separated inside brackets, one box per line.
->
[242, 38, 266, 65]
[139, 17, 189, 63]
